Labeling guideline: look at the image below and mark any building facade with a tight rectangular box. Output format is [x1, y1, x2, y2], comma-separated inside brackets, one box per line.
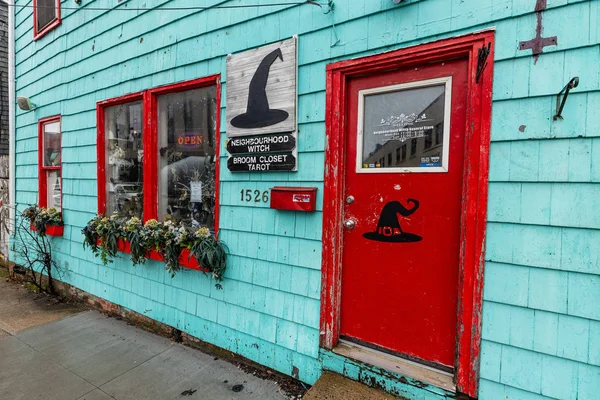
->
[12, 1, 599, 399]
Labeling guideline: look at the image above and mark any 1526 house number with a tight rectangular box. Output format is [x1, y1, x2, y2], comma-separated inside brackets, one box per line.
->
[240, 189, 269, 203]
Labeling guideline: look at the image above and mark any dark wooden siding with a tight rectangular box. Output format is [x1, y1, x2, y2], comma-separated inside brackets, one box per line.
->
[0, 2, 8, 156]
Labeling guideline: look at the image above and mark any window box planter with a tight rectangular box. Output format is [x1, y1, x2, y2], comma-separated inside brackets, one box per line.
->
[30, 223, 64, 237]
[101, 238, 205, 272]
[148, 247, 204, 272]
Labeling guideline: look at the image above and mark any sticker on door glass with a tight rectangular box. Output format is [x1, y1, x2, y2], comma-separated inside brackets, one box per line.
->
[361, 84, 447, 171]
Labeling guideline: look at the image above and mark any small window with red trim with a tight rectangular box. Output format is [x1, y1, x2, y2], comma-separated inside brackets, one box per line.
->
[39, 116, 62, 211]
[34, 0, 61, 40]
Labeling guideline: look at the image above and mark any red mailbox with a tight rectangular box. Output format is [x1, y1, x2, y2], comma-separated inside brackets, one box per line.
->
[270, 187, 318, 212]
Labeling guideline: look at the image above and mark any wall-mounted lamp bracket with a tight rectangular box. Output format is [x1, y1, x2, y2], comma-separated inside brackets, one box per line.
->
[307, 0, 333, 14]
[475, 43, 491, 84]
[553, 77, 579, 121]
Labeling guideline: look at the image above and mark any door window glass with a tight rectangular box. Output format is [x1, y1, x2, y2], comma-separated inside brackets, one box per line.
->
[357, 78, 451, 173]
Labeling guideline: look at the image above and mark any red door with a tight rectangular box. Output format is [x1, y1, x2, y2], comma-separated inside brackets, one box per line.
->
[340, 58, 468, 368]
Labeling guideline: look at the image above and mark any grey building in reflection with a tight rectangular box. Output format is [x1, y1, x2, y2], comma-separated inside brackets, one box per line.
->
[364, 91, 445, 169]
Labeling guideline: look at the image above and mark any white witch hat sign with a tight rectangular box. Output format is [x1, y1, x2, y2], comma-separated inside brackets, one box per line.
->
[226, 37, 297, 137]
[230, 48, 289, 129]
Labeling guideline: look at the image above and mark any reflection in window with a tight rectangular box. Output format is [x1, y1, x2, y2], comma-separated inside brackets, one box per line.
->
[157, 86, 217, 230]
[36, 0, 58, 32]
[105, 102, 143, 219]
[46, 170, 61, 210]
[43, 121, 61, 167]
[424, 128, 433, 149]
[435, 122, 443, 145]
[361, 84, 446, 169]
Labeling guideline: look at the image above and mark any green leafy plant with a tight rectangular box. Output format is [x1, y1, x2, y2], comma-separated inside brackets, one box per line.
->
[123, 217, 147, 265]
[22, 205, 63, 235]
[82, 214, 121, 265]
[81, 215, 228, 283]
[189, 234, 228, 283]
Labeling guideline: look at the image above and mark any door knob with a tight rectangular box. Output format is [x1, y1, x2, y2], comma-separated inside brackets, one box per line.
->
[344, 219, 356, 229]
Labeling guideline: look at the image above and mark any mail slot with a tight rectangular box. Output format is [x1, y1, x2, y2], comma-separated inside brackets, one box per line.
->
[270, 187, 318, 212]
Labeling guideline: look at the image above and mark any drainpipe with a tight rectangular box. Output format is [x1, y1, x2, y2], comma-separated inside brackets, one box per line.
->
[4, 0, 15, 250]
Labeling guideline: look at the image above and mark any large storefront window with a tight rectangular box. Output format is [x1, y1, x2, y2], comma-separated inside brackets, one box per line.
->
[157, 87, 217, 230]
[104, 101, 143, 219]
[38, 116, 62, 211]
[97, 77, 219, 231]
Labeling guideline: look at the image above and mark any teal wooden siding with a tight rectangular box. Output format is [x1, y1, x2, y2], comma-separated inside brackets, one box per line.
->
[13, 0, 599, 398]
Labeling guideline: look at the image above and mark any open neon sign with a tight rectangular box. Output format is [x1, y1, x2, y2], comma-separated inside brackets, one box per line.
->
[176, 132, 204, 150]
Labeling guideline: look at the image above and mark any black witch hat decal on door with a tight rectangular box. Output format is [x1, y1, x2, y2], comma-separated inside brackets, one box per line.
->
[231, 48, 290, 129]
[363, 199, 422, 242]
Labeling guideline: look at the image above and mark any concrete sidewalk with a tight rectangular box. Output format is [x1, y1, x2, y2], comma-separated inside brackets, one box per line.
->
[0, 276, 292, 400]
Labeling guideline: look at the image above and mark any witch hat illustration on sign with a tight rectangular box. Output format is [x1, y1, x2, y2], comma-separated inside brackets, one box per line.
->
[363, 199, 423, 242]
[231, 48, 289, 129]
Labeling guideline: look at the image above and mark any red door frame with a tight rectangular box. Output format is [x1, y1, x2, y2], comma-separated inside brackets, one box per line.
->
[320, 31, 494, 397]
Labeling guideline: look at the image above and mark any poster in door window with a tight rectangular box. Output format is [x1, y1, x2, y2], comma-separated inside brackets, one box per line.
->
[358, 79, 451, 173]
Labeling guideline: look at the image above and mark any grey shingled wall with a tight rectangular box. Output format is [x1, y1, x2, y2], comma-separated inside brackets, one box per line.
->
[0, 2, 8, 156]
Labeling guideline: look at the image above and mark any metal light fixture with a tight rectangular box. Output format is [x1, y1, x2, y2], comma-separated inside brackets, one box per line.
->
[17, 96, 36, 111]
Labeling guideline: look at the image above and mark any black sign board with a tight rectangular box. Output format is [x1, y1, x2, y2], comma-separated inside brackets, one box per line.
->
[228, 152, 296, 172]
[226, 133, 296, 154]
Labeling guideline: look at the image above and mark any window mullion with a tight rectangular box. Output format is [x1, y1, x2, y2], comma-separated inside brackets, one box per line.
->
[142, 90, 157, 222]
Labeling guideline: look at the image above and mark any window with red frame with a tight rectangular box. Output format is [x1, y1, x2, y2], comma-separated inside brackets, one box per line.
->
[34, 0, 61, 40]
[38, 116, 62, 211]
[97, 76, 220, 231]
[103, 99, 144, 219]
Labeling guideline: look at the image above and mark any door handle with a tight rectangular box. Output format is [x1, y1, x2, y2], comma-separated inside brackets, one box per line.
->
[344, 219, 356, 229]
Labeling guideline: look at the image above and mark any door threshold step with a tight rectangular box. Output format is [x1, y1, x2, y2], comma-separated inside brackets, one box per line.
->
[333, 340, 455, 392]
[303, 371, 405, 400]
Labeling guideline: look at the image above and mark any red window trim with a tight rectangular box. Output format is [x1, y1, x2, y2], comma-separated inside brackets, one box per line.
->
[33, 0, 62, 41]
[320, 31, 494, 398]
[96, 75, 221, 234]
[38, 115, 62, 211]
[96, 91, 144, 219]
